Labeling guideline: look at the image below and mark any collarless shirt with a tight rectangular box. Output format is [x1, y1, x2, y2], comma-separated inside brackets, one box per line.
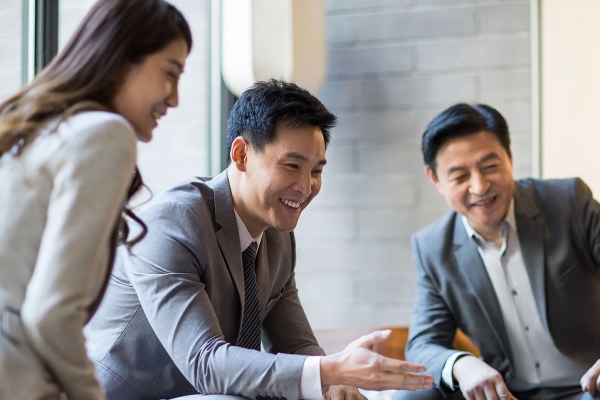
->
[233, 209, 322, 399]
[442, 200, 587, 391]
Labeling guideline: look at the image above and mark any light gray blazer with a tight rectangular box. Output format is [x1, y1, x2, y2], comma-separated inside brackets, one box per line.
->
[0, 112, 136, 400]
[85, 171, 324, 400]
[406, 178, 600, 394]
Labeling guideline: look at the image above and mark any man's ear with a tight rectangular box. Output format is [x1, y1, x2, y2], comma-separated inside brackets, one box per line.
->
[230, 136, 250, 171]
[425, 165, 442, 192]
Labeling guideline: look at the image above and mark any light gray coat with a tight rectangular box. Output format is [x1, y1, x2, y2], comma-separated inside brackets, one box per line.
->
[85, 171, 324, 400]
[0, 112, 136, 400]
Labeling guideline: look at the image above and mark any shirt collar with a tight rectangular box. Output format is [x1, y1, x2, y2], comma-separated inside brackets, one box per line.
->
[461, 198, 516, 242]
[234, 209, 263, 252]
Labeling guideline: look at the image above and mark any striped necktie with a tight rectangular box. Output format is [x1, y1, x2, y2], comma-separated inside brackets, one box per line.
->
[237, 241, 261, 350]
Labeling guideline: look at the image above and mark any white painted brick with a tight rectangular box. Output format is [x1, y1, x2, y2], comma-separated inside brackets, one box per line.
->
[294, 242, 413, 272]
[480, 70, 531, 102]
[480, 3, 530, 34]
[511, 137, 532, 169]
[333, 110, 420, 141]
[414, 107, 449, 135]
[0, 67, 20, 101]
[0, 40, 19, 68]
[418, 0, 475, 4]
[359, 208, 422, 240]
[0, 0, 21, 8]
[492, 103, 531, 135]
[513, 166, 533, 180]
[302, 304, 413, 329]
[314, 174, 417, 207]
[359, 74, 477, 109]
[416, 177, 453, 215]
[294, 209, 357, 242]
[358, 141, 423, 173]
[328, 44, 412, 76]
[327, 15, 355, 44]
[358, 277, 415, 304]
[295, 273, 355, 305]
[317, 81, 357, 111]
[327, 0, 413, 11]
[0, 9, 20, 39]
[356, 7, 475, 41]
[418, 36, 530, 71]
[323, 141, 356, 173]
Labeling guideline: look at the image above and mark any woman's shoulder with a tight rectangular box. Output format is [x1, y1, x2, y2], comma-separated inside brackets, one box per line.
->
[57, 111, 137, 153]
[61, 111, 135, 139]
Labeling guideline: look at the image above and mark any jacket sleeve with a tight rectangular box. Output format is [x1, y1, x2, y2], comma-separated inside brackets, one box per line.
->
[571, 177, 600, 264]
[261, 231, 325, 357]
[405, 234, 465, 394]
[21, 114, 137, 400]
[124, 201, 307, 399]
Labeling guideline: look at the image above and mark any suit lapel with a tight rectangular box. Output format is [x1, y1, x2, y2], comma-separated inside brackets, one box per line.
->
[453, 217, 512, 358]
[255, 236, 270, 315]
[513, 183, 548, 331]
[210, 171, 245, 309]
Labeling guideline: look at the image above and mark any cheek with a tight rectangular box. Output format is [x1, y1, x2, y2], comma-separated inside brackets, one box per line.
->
[311, 178, 322, 197]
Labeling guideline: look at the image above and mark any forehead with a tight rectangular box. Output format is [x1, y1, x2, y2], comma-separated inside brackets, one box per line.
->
[147, 38, 188, 67]
[268, 122, 326, 152]
[436, 131, 507, 165]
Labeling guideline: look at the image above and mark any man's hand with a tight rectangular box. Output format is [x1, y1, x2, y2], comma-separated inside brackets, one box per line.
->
[581, 359, 600, 395]
[320, 330, 434, 392]
[323, 385, 365, 400]
[453, 355, 517, 400]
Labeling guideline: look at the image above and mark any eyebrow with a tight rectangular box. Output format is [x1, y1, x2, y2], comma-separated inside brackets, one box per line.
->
[283, 151, 327, 166]
[446, 152, 500, 176]
[168, 59, 184, 73]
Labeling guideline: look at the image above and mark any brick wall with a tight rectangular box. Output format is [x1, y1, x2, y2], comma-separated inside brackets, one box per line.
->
[294, 0, 532, 329]
[0, 0, 22, 102]
[5, 0, 532, 331]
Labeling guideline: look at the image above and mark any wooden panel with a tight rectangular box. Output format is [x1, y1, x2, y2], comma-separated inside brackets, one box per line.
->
[314, 326, 480, 360]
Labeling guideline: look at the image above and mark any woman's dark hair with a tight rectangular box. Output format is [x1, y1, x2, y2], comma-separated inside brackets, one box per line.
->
[0, 0, 193, 246]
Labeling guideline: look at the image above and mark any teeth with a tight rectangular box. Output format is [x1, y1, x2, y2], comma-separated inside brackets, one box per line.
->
[152, 111, 162, 120]
[280, 199, 300, 209]
[474, 197, 494, 206]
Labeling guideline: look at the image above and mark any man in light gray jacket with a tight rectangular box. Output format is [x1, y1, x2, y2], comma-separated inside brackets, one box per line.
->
[85, 80, 433, 400]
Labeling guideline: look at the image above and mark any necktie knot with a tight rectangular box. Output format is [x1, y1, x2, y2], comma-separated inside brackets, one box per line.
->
[242, 241, 258, 266]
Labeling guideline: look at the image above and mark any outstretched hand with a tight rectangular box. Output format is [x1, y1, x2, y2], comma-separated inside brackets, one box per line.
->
[320, 330, 434, 392]
[581, 359, 600, 395]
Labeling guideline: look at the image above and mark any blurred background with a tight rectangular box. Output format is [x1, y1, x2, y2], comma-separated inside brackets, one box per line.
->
[1, 0, 597, 330]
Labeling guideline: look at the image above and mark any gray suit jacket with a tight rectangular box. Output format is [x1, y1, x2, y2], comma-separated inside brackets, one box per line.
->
[406, 178, 600, 394]
[85, 171, 324, 400]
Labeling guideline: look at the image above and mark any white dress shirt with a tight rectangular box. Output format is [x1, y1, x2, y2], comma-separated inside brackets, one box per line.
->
[442, 200, 588, 390]
[234, 211, 323, 399]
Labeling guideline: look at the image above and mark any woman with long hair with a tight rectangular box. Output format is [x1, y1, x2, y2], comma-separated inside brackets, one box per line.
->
[0, 0, 192, 398]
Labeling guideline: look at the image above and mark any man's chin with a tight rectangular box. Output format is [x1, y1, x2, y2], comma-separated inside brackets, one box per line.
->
[272, 219, 300, 233]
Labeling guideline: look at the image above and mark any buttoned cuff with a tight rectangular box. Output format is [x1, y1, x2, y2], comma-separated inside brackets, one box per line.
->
[300, 356, 323, 400]
[442, 351, 471, 390]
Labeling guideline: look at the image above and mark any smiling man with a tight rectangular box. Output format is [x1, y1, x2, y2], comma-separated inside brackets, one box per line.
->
[84, 80, 433, 400]
[394, 103, 600, 400]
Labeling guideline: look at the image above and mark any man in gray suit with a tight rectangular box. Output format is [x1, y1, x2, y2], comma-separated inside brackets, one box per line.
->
[394, 103, 600, 400]
[85, 80, 433, 400]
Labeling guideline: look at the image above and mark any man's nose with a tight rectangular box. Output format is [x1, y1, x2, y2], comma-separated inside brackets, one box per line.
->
[469, 172, 490, 196]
